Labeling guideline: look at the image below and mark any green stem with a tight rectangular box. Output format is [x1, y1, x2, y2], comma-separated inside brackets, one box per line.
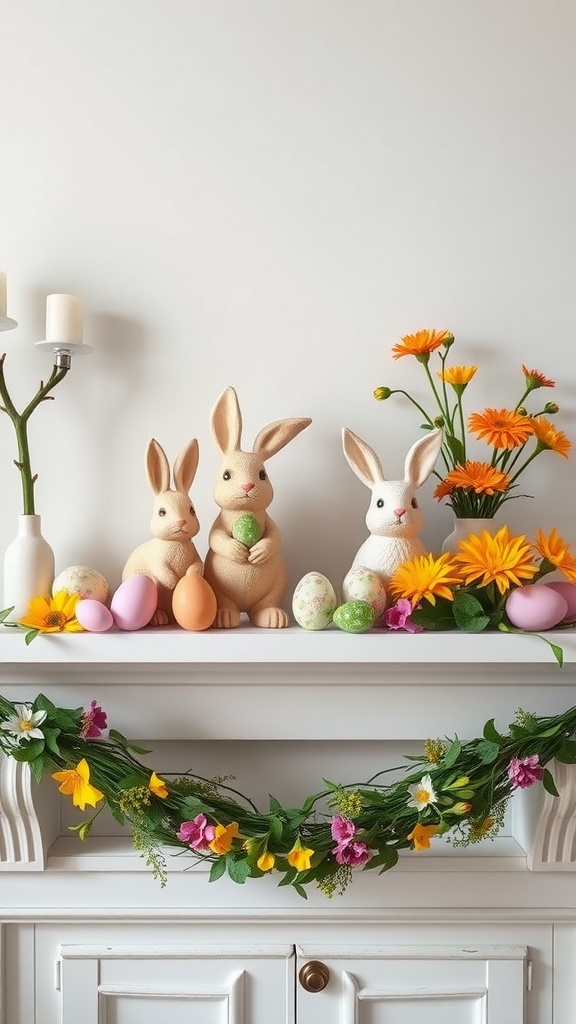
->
[0, 355, 69, 515]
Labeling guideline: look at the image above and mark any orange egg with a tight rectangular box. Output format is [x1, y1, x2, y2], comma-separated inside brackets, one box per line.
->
[172, 574, 217, 631]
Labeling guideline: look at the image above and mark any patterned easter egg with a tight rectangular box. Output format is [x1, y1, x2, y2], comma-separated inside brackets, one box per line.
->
[342, 566, 387, 619]
[52, 565, 110, 604]
[292, 572, 337, 630]
[232, 513, 263, 547]
[333, 600, 376, 633]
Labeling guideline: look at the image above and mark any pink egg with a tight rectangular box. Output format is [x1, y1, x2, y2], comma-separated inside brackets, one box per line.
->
[541, 581, 576, 623]
[505, 584, 568, 631]
[110, 575, 158, 630]
[75, 599, 114, 633]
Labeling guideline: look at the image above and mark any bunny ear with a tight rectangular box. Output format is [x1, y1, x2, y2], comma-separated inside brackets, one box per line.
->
[253, 418, 312, 461]
[173, 438, 199, 493]
[211, 386, 242, 454]
[404, 428, 443, 488]
[342, 428, 385, 487]
[146, 439, 171, 495]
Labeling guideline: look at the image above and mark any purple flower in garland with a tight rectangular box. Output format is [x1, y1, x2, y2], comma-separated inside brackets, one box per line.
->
[507, 754, 544, 789]
[385, 598, 423, 633]
[80, 700, 108, 739]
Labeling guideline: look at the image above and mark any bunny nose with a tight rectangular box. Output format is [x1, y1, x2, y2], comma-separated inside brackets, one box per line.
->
[177, 519, 187, 527]
[394, 508, 406, 518]
[242, 482, 255, 493]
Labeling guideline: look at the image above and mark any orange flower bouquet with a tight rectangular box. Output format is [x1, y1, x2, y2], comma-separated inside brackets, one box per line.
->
[374, 330, 571, 518]
[387, 524, 576, 664]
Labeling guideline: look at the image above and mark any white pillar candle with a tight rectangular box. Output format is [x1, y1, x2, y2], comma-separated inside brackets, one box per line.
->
[0, 272, 7, 318]
[45, 293, 83, 344]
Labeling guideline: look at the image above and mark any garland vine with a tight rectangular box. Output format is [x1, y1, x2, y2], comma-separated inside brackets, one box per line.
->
[2, 692, 576, 897]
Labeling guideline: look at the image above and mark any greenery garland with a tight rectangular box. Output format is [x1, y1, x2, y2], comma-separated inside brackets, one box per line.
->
[2, 692, 576, 898]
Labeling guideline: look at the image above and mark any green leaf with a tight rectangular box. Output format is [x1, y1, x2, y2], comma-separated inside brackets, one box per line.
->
[33, 694, 57, 714]
[268, 795, 284, 815]
[364, 847, 399, 872]
[0, 606, 14, 622]
[24, 629, 40, 645]
[483, 719, 503, 744]
[277, 866, 299, 887]
[452, 592, 490, 633]
[42, 726, 61, 756]
[10, 738, 45, 762]
[442, 740, 462, 769]
[108, 729, 151, 754]
[542, 768, 560, 797]
[293, 882, 308, 899]
[268, 815, 284, 844]
[409, 600, 456, 631]
[555, 739, 576, 764]
[29, 757, 45, 783]
[476, 739, 500, 764]
[209, 858, 226, 883]
[444, 432, 465, 465]
[180, 796, 206, 819]
[107, 802, 126, 827]
[226, 856, 251, 885]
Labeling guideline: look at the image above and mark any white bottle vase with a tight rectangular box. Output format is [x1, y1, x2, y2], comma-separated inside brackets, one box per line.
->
[3, 515, 55, 621]
[441, 517, 498, 554]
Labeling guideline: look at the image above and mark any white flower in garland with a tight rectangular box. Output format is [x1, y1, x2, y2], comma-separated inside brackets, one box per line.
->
[1, 703, 47, 743]
[407, 773, 438, 810]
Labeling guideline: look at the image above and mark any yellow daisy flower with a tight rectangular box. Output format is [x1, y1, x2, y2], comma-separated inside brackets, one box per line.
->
[454, 525, 539, 595]
[438, 365, 477, 386]
[389, 552, 461, 606]
[20, 590, 83, 633]
[533, 529, 576, 583]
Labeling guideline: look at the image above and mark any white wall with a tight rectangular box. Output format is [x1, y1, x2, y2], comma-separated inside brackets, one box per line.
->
[1, 0, 575, 604]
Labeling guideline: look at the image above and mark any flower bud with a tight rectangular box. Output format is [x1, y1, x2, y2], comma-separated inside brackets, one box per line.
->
[544, 402, 559, 414]
[373, 386, 392, 401]
[442, 333, 455, 349]
[451, 801, 472, 816]
[517, 407, 528, 417]
[433, 415, 445, 428]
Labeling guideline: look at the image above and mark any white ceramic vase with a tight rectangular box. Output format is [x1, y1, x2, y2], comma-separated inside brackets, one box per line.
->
[3, 514, 55, 621]
[441, 517, 498, 554]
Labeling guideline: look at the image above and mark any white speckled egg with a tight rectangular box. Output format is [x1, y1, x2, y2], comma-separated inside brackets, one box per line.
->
[76, 599, 114, 632]
[292, 572, 337, 630]
[52, 565, 110, 604]
[342, 565, 387, 619]
[505, 584, 568, 631]
[110, 575, 158, 630]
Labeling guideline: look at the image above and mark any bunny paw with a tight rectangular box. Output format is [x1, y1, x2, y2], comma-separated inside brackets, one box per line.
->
[149, 608, 170, 626]
[250, 607, 289, 629]
[214, 608, 241, 629]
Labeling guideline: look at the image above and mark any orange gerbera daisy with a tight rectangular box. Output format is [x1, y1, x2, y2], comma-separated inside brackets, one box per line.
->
[389, 552, 461, 606]
[392, 328, 453, 360]
[454, 525, 539, 595]
[522, 365, 555, 389]
[433, 462, 510, 500]
[531, 417, 572, 457]
[438, 365, 477, 386]
[468, 408, 534, 449]
[533, 529, 576, 583]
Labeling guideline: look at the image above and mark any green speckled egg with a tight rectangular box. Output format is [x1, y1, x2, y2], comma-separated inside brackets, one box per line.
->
[333, 600, 376, 634]
[232, 513, 263, 547]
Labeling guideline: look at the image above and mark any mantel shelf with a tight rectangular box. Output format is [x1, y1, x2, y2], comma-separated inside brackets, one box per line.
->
[1, 622, 575, 666]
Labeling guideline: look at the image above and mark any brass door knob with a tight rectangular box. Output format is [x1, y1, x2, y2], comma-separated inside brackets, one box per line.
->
[298, 960, 330, 992]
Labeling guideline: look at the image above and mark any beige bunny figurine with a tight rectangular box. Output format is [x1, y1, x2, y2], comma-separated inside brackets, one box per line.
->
[203, 386, 312, 628]
[122, 437, 203, 625]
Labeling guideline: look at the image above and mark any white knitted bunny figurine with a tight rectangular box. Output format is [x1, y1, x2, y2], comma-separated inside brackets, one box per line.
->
[122, 437, 203, 625]
[342, 427, 443, 595]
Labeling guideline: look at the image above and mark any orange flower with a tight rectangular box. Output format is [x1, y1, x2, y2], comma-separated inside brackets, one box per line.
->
[433, 462, 510, 500]
[392, 329, 453, 360]
[522, 365, 555, 389]
[438, 365, 477, 386]
[407, 823, 438, 850]
[389, 552, 462, 605]
[454, 525, 539, 595]
[533, 529, 576, 583]
[468, 408, 534, 449]
[208, 822, 240, 855]
[531, 417, 571, 458]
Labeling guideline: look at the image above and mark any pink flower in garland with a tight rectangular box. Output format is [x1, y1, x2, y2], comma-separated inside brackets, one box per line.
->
[507, 754, 544, 789]
[385, 599, 423, 633]
[331, 815, 357, 843]
[177, 813, 216, 850]
[330, 815, 373, 867]
[80, 700, 108, 739]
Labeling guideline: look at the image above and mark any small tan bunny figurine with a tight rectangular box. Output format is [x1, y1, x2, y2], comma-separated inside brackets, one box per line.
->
[122, 437, 203, 625]
[203, 386, 312, 628]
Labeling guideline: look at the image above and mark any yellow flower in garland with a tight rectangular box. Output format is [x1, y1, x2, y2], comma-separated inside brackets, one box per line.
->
[433, 461, 510, 500]
[392, 328, 453, 361]
[20, 590, 83, 633]
[454, 525, 539, 595]
[52, 758, 104, 811]
[468, 408, 534, 449]
[208, 822, 241, 855]
[148, 772, 168, 799]
[406, 823, 439, 850]
[533, 529, 576, 583]
[287, 838, 314, 872]
[257, 851, 276, 872]
[389, 552, 462, 606]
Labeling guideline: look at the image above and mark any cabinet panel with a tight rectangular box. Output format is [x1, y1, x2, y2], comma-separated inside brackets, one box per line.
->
[297, 946, 527, 1024]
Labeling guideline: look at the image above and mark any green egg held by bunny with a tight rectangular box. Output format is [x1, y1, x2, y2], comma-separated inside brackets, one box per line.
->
[232, 513, 263, 547]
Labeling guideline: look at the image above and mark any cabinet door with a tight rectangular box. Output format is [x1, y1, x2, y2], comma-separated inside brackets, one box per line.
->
[297, 944, 527, 1024]
[57, 944, 294, 1024]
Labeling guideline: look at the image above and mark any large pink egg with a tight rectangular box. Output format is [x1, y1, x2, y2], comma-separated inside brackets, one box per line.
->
[75, 599, 114, 632]
[505, 584, 568, 631]
[541, 581, 576, 623]
[110, 575, 158, 630]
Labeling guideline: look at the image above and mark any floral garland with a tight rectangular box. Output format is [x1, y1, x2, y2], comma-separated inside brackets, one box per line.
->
[2, 693, 576, 897]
